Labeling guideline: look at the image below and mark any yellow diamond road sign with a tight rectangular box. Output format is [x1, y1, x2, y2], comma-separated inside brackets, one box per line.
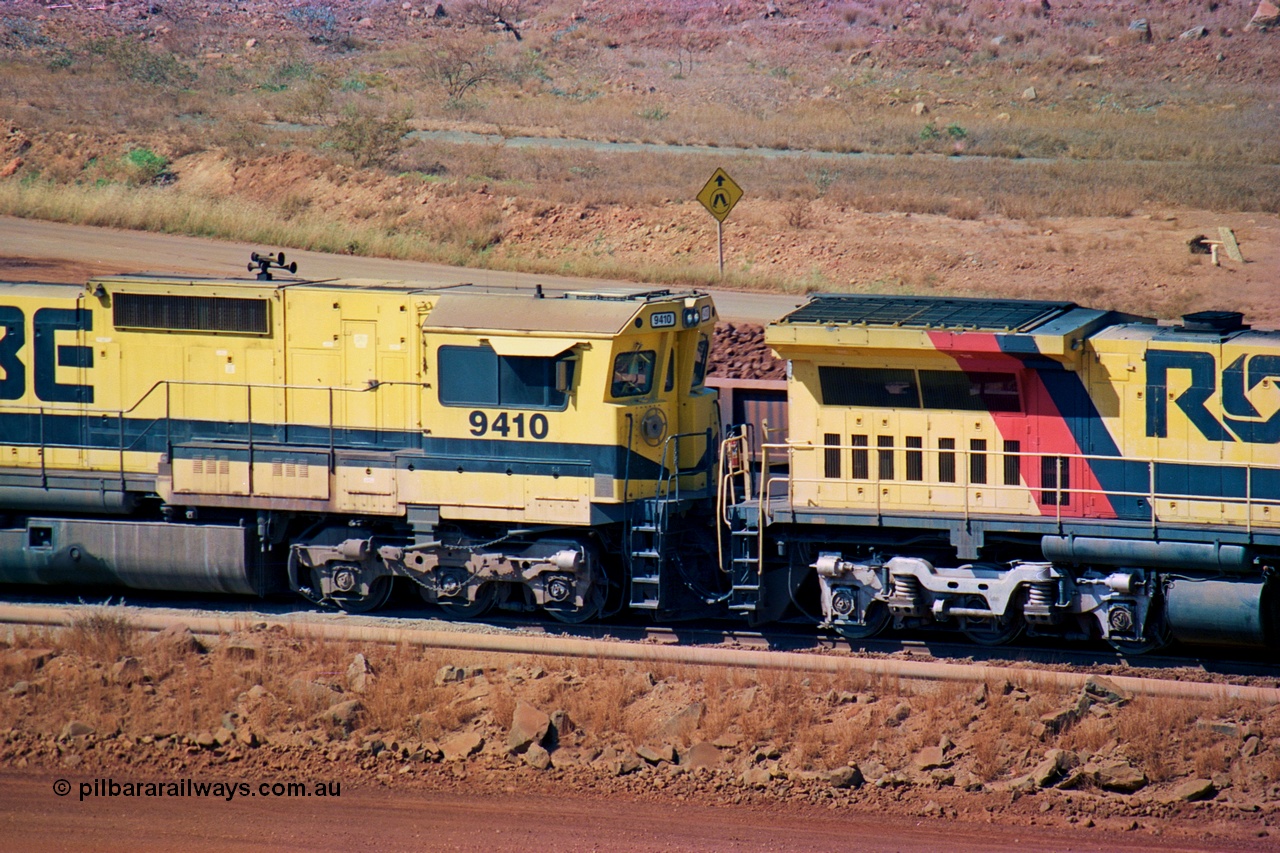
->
[697, 168, 743, 222]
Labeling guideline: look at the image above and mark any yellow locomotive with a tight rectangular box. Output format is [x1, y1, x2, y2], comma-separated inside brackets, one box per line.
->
[722, 294, 1279, 651]
[4, 265, 1277, 651]
[0, 259, 720, 620]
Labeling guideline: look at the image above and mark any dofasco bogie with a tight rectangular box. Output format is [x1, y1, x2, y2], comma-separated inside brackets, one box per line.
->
[468, 410, 550, 439]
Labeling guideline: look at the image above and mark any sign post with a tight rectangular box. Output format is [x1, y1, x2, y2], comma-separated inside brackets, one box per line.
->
[696, 168, 742, 278]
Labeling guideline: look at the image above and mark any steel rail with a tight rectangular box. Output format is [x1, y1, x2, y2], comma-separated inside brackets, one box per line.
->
[2, 603, 1277, 704]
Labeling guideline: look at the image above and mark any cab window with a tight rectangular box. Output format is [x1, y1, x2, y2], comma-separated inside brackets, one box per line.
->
[439, 345, 570, 409]
[612, 350, 655, 398]
[691, 335, 710, 389]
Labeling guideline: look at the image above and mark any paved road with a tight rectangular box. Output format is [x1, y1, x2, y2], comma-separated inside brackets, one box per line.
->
[0, 216, 800, 324]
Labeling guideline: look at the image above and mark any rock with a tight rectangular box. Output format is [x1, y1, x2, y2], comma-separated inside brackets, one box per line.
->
[6, 648, 55, 670]
[913, 746, 950, 771]
[1008, 775, 1037, 798]
[154, 625, 205, 655]
[613, 753, 643, 776]
[1039, 706, 1081, 737]
[680, 741, 722, 770]
[1162, 778, 1216, 803]
[508, 701, 551, 754]
[195, 731, 217, 749]
[1248, 1, 1280, 30]
[660, 703, 704, 741]
[411, 741, 443, 762]
[637, 743, 675, 764]
[110, 656, 143, 685]
[1083, 676, 1131, 706]
[523, 742, 552, 771]
[1240, 736, 1261, 758]
[741, 766, 773, 787]
[887, 702, 911, 725]
[930, 769, 955, 786]
[549, 709, 573, 740]
[1179, 26, 1208, 40]
[1032, 749, 1078, 788]
[244, 37, 257, 49]
[440, 731, 484, 761]
[0, 157, 22, 178]
[214, 727, 235, 747]
[9, 681, 30, 697]
[346, 654, 375, 694]
[60, 721, 95, 740]
[247, 685, 268, 701]
[222, 641, 259, 661]
[712, 732, 742, 749]
[290, 679, 336, 705]
[824, 765, 864, 789]
[1022, 87, 1037, 101]
[1095, 760, 1147, 794]
[435, 665, 465, 685]
[1129, 19, 1152, 41]
[319, 699, 364, 728]
[1201, 720, 1241, 738]
[912, 102, 928, 116]
[860, 758, 889, 784]
[235, 727, 259, 748]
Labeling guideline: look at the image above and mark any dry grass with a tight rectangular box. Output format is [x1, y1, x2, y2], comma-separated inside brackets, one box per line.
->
[4, 618, 1279, 809]
[64, 608, 135, 663]
[0, 1, 1276, 299]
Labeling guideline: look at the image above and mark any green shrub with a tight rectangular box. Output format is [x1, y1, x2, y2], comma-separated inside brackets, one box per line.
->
[122, 148, 170, 185]
[328, 104, 413, 169]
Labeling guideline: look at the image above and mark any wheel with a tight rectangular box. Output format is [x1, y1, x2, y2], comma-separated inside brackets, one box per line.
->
[834, 601, 890, 641]
[426, 581, 498, 621]
[1107, 618, 1170, 656]
[962, 616, 1024, 646]
[545, 582, 604, 624]
[334, 576, 394, 614]
[958, 597, 1025, 646]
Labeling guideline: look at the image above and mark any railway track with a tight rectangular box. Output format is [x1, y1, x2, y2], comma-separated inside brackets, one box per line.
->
[2, 590, 1277, 703]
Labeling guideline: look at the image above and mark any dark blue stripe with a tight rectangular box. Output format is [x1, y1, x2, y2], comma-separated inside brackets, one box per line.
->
[1024, 360, 1152, 521]
[0, 412, 677, 481]
[1155, 462, 1280, 501]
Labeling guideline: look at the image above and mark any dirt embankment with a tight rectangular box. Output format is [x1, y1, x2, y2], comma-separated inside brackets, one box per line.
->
[2, 619, 1278, 847]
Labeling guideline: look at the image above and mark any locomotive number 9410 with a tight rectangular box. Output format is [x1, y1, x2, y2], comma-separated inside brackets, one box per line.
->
[468, 410, 551, 439]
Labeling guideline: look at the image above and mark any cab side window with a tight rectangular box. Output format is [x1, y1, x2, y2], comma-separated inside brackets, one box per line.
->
[612, 350, 655, 398]
[691, 335, 710, 389]
[439, 345, 570, 409]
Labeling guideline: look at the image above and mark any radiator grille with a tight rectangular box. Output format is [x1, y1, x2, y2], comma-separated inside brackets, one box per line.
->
[113, 293, 270, 335]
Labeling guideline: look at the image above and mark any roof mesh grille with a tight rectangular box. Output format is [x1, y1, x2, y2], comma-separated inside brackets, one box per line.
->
[779, 294, 1073, 332]
[113, 293, 270, 335]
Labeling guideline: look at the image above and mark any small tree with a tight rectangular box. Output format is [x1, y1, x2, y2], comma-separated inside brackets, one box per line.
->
[421, 36, 503, 104]
[328, 104, 413, 168]
[457, 0, 525, 41]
